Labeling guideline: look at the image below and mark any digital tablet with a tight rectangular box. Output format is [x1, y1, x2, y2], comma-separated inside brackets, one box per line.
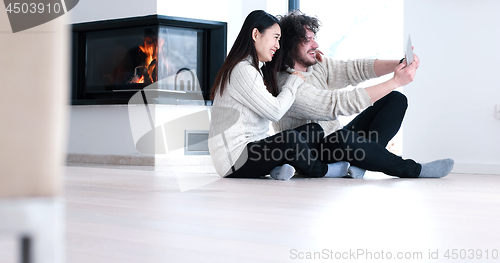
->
[405, 35, 413, 65]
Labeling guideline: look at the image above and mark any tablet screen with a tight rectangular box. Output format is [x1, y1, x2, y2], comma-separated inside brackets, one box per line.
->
[405, 35, 413, 65]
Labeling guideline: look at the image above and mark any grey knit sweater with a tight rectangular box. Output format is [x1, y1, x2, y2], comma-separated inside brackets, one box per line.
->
[273, 57, 378, 135]
[208, 57, 304, 177]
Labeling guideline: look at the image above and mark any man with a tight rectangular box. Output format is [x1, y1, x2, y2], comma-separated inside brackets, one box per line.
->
[273, 11, 454, 178]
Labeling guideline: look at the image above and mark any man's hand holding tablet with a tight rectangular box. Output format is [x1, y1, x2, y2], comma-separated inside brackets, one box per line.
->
[392, 35, 419, 87]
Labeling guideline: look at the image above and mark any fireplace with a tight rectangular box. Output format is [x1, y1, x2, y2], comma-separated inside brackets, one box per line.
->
[71, 15, 227, 105]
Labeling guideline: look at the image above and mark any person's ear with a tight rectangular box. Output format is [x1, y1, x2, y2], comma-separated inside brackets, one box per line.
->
[252, 28, 259, 42]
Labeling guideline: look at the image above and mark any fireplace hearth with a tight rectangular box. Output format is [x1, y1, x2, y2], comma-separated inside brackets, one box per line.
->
[71, 15, 227, 105]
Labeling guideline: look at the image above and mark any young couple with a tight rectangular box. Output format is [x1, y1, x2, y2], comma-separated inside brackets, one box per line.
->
[208, 10, 454, 180]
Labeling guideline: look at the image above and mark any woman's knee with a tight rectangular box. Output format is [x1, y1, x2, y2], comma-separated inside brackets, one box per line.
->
[294, 123, 324, 134]
[307, 123, 323, 132]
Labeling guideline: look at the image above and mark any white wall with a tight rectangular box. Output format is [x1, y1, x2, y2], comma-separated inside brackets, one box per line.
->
[403, 0, 500, 174]
[69, 0, 157, 23]
[69, 0, 287, 53]
[156, 0, 286, 54]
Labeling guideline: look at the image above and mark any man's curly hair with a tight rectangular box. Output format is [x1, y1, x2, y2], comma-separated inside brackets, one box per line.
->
[278, 10, 321, 71]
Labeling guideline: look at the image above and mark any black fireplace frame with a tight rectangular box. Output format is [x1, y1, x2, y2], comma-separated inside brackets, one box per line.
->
[71, 15, 227, 105]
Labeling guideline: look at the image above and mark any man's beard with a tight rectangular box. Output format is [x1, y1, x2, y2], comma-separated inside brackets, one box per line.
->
[295, 51, 317, 68]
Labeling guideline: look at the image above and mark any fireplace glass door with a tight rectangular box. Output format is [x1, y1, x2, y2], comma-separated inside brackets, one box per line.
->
[85, 26, 204, 94]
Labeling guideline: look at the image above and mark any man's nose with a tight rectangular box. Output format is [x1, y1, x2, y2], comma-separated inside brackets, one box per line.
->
[312, 40, 319, 49]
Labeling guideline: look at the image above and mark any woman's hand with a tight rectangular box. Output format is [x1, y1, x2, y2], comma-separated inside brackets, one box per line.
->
[315, 50, 324, 62]
[290, 71, 306, 81]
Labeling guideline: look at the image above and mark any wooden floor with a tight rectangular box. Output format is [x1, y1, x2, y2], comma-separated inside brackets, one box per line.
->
[26, 164, 500, 262]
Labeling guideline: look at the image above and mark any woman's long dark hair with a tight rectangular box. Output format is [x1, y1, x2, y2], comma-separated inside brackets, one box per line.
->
[210, 10, 283, 99]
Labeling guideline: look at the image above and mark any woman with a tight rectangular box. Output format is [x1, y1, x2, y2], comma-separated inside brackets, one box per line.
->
[208, 10, 349, 180]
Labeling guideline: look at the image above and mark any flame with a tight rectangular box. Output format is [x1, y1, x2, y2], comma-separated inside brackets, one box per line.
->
[127, 34, 165, 84]
[139, 43, 155, 70]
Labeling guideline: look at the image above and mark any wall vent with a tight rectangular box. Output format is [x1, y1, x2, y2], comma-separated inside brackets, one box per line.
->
[184, 130, 209, 155]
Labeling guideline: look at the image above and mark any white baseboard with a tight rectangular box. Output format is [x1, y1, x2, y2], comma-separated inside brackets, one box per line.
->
[67, 153, 155, 166]
[67, 153, 213, 166]
[452, 163, 500, 175]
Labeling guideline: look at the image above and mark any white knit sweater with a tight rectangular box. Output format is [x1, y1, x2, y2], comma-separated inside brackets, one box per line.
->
[208, 57, 304, 177]
[273, 57, 378, 135]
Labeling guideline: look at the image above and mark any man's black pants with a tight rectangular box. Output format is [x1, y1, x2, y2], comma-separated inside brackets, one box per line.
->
[319, 91, 421, 178]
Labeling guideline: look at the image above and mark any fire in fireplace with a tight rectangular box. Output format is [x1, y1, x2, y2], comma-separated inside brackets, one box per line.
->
[114, 28, 160, 85]
[71, 15, 227, 105]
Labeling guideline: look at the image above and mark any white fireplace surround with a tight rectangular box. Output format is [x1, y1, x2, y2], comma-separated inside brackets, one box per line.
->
[67, 104, 214, 166]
